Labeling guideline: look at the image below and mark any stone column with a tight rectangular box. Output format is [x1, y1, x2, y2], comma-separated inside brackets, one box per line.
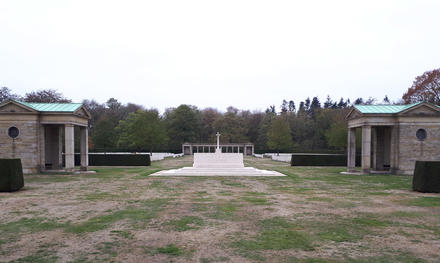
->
[361, 125, 372, 174]
[80, 126, 88, 171]
[347, 127, 356, 172]
[390, 125, 399, 173]
[373, 127, 385, 171]
[65, 124, 75, 170]
[372, 128, 377, 170]
[57, 126, 63, 168]
[39, 125, 45, 171]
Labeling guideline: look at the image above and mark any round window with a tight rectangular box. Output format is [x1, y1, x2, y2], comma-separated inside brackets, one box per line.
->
[416, 129, 427, 141]
[8, 126, 19, 139]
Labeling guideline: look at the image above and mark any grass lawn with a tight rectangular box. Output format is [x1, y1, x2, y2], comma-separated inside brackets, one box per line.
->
[0, 156, 439, 262]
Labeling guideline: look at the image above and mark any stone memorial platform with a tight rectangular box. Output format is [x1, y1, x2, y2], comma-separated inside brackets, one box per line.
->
[151, 132, 285, 177]
[151, 153, 285, 177]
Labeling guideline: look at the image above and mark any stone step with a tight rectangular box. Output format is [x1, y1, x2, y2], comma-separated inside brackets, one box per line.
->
[151, 167, 285, 177]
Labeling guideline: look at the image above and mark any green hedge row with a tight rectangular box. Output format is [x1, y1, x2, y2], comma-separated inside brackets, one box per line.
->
[0, 159, 24, 192]
[72, 154, 151, 166]
[291, 154, 361, 166]
[413, 161, 440, 193]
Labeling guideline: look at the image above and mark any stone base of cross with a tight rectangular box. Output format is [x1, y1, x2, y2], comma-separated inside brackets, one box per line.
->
[215, 132, 221, 153]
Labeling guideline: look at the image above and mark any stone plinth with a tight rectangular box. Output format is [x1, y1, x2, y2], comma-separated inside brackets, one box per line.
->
[193, 153, 244, 168]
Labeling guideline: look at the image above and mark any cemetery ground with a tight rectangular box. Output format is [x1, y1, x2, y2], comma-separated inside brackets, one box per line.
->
[1, 157, 440, 263]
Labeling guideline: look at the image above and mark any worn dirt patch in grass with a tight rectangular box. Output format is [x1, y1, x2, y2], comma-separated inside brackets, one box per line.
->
[0, 156, 439, 262]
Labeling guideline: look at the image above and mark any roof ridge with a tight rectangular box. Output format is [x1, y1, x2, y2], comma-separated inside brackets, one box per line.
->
[20, 101, 81, 105]
[353, 101, 435, 114]
[8, 99, 83, 112]
[355, 102, 420, 107]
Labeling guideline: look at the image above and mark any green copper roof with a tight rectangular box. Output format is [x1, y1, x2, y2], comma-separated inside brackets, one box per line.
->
[17, 100, 82, 112]
[354, 102, 423, 114]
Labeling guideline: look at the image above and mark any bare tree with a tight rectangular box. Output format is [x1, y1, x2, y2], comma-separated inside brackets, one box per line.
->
[24, 89, 71, 103]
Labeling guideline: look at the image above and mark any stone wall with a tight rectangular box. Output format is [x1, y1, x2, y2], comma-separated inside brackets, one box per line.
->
[398, 124, 440, 174]
[0, 120, 40, 173]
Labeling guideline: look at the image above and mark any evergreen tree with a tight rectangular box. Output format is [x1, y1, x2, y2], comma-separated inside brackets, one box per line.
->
[354, 98, 364, 105]
[298, 101, 306, 115]
[324, 95, 333, 108]
[304, 97, 311, 111]
[280, 100, 288, 114]
[255, 111, 276, 152]
[288, 100, 296, 112]
[337, 98, 347, 108]
[265, 105, 276, 114]
[308, 96, 321, 119]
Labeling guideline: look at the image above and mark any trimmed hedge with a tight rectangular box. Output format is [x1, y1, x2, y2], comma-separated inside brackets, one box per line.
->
[413, 161, 440, 193]
[71, 154, 151, 166]
[291, 154, 361, 166]
[0, 159, 24, 192]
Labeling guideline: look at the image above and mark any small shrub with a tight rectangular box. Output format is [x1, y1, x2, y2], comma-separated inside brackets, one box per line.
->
[0, 159, 24, 192]
[413, 161, 440, 193]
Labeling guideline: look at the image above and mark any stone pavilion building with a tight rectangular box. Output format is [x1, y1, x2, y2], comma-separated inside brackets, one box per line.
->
[0, 99, 91, 173]
[346, 102, 440, 175]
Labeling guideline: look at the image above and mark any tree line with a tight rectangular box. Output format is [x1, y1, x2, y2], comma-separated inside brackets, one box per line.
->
[77, 96, 358, 154]
[1, 67, 438, 154]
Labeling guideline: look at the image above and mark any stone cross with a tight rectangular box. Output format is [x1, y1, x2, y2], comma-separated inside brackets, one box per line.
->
[216, 132, 220, 150]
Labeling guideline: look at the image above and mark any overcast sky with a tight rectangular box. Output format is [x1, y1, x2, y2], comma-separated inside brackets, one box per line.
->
[1, 0, 439, 112]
